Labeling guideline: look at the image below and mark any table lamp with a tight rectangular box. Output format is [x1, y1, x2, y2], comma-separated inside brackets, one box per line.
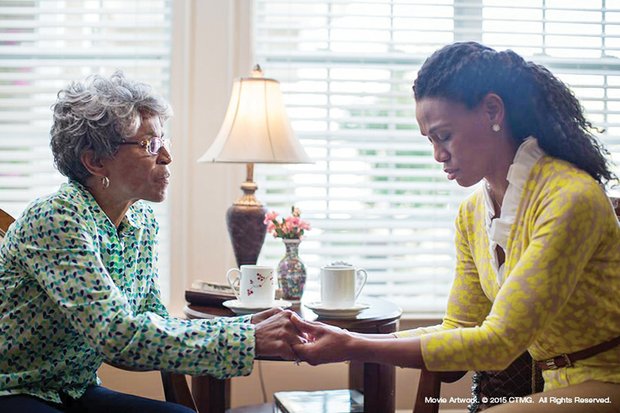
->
[198, 65, 311, 267]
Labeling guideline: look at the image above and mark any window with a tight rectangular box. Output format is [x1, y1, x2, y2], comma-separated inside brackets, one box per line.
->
[0, 0, 173, 302]
[253, 0, 620, 315]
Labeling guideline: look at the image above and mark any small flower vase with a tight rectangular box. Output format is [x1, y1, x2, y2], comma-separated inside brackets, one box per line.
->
[277, 239, 306, 301]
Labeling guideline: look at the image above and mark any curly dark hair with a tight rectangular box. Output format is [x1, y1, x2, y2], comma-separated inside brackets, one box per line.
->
[413, 41, 617, 186]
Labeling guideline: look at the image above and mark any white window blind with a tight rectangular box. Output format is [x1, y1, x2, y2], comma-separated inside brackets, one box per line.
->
[253, 0, 620, 315]
[0, 0, 173, 303]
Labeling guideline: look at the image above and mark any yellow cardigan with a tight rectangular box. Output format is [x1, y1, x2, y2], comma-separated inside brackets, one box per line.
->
[397, 156, 620, 390]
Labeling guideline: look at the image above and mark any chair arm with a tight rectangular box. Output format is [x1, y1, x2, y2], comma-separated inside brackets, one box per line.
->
[103, 362, 197, 412]
[413, 369, 468, 413]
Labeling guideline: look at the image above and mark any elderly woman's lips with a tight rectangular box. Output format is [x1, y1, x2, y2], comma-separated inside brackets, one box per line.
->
[157, 174, 170, 183]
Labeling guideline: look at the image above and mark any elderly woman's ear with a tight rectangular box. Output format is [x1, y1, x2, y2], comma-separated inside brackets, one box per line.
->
[80, 150, 108, 185]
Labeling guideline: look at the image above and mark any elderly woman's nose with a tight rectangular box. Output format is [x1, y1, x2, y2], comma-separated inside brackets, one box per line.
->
[158, 146, 172, 164]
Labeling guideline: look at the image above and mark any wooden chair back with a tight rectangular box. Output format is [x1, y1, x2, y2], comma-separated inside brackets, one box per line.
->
[612, 196, 620, 218]
[0, 208, 15, 238]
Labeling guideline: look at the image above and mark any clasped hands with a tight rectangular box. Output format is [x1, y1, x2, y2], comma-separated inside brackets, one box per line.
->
[251, 308, 352, 365]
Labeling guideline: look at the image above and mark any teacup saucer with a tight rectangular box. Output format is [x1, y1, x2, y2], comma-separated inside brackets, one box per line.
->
[304, 302, 369, 319]
[223, 299, 292, 315]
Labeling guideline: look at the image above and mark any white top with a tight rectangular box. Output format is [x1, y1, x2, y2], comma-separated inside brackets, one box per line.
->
[483, 137, 545, 285]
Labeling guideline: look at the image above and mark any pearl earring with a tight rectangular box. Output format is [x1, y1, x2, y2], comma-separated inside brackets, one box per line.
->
[492, 124, 501, 133]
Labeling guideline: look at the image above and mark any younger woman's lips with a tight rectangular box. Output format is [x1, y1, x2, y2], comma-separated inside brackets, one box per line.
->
[444, 169, 458, 180]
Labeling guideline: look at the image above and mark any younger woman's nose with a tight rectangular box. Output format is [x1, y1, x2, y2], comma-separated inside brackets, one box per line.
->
[433, 144, 449, 163]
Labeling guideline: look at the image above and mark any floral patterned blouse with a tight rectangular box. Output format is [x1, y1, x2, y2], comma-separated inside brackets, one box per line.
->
[0, 181, 255, 404]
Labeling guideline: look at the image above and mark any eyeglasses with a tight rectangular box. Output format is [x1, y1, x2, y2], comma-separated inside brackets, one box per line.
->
[118, 137, 169, 156]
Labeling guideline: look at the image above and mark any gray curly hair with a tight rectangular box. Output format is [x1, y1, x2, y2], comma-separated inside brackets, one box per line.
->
[50, 71, 172, 184]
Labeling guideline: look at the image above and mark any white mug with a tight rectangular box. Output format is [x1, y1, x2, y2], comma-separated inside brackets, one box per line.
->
[320, 264, 367, 308]
[226, 265, 275, 307]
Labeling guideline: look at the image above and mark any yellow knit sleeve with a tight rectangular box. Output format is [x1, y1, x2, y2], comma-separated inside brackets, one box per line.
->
[397, 196, 492, 345]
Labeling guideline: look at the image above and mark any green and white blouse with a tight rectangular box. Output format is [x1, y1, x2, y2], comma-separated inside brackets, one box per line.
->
[0, 181, 255, 404]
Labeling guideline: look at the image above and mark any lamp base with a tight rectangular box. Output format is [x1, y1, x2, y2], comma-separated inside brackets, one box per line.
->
[226, 203, 268, 267]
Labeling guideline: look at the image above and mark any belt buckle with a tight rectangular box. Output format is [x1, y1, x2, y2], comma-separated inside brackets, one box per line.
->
[544, 358, 559, 370]
[543, 354, 572, 370]
[561, 353, 573, 368]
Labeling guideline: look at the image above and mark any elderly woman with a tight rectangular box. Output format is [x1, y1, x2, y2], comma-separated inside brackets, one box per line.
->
[292, 42, 620, 412]
[0, 72, 302, 413]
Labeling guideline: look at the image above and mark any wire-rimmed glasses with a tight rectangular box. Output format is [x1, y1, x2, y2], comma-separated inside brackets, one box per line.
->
[118, 137, 169, 156]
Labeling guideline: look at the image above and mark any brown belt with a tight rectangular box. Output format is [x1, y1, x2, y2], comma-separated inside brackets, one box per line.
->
[536, 335, 620, 370]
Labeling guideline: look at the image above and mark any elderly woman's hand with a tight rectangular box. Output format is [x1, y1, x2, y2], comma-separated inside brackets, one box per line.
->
[254, 310, 307, 360]
[290, 314, 355, 365]
[250, 307, 283, 324]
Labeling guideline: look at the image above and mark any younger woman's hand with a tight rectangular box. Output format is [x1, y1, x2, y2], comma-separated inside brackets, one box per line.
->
[290, 314, 355, 365]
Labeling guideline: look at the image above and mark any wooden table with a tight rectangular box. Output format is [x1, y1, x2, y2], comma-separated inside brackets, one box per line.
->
[184, 296, 402, 413]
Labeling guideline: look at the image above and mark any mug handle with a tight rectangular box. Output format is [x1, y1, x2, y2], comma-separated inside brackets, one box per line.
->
[226, 268, 242, 300]
[354, 269, 368, 300]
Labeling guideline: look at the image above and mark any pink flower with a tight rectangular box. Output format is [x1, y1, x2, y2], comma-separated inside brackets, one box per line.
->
[285, 216, 300, 227]
[284, 221, 295, 234]
[263, 205, 311, 239]
[263, 211, 279, 225]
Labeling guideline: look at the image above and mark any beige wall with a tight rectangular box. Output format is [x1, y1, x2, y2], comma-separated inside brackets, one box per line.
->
[167, 0, 252, 315]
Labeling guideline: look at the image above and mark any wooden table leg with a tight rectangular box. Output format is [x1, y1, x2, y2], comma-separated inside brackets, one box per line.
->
[191, 375, 230, 413]
[350, 361, 395, 413]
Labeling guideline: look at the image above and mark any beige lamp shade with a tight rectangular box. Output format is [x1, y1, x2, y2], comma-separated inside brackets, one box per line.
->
[198, 66, 311, 164]
[197, 66, 310, 267]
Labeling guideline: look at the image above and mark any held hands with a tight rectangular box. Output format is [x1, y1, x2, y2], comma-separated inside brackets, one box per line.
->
[289, 314, 355, 365]
[251, 308, 358, 364]
[255, 313, 423, 369]
[253, 309, 308, 360]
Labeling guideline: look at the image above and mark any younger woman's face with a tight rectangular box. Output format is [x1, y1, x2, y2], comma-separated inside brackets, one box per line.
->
[415, 97, 502, 187]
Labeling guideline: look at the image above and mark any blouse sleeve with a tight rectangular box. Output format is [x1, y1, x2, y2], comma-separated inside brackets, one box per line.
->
[139, 213, 253, 324]
[420, 182, 607, 371]
[19, 197, 255, 379]
[396, 198, 492, 339]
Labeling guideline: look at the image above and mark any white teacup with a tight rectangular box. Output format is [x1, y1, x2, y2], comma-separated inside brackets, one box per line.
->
[226, 265, 275, 307]
[320, 264, 367, 308]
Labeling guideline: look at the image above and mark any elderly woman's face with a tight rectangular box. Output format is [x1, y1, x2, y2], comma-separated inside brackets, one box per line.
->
[102, 115, 171, 203]
[415, 97, 499, 188]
